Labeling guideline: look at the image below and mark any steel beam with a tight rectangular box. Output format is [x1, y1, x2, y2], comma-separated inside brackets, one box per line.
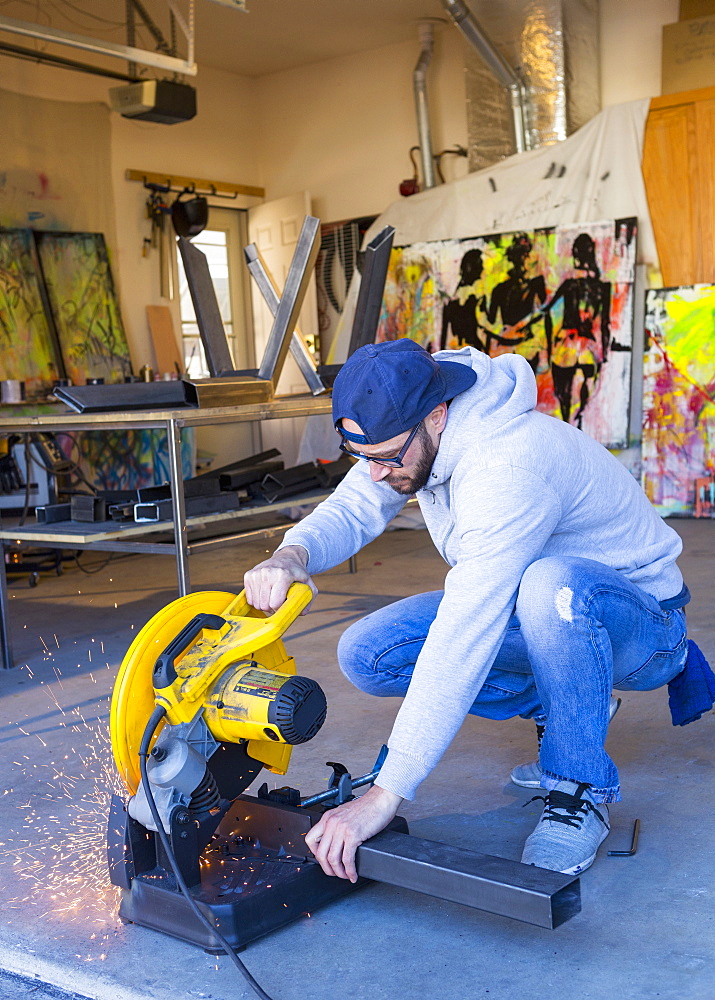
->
[177, 238, 235, 377]
[348, 226, 395, 357]
[257, 217, 321, 385]
[244, 243, 326, 395]
[356, 829, 580, 929]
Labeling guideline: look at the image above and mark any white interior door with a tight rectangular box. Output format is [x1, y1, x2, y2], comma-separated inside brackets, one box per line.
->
[248, 192, 319, 468]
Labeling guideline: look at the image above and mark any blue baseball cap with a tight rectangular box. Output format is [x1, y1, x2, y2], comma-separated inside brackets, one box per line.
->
[332, 339, 477, 445]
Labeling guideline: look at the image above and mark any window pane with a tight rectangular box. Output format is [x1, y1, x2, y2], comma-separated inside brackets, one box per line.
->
[176, 232, 232, 325]
[183, 324, 236, 379]
[177, 226, 239, 378]
[191, 230, 227, 247]
[183, 334, 207, 378]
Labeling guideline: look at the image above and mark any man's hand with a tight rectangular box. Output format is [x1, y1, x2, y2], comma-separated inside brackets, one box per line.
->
[304, 785, 403, 882]
[244, 545, 317, 614]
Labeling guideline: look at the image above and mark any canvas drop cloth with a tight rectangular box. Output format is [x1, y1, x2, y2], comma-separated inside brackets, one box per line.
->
[330, 98, 655, 364]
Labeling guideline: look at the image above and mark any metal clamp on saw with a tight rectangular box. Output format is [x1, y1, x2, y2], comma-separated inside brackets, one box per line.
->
[108, 583, 582, 959]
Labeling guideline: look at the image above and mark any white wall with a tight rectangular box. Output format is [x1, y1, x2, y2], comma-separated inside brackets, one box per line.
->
[255, 27, 471, 223]
[599, 0, 679, 108]
[109, 65, 262, 370]
[255, 2, 684, 224]
[0, 57, 262, 372]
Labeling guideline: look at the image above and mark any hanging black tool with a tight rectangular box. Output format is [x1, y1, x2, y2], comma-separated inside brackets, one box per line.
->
[171, 187, 208, 238]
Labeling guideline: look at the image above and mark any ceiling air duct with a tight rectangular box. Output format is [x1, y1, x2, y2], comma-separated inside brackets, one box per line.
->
[441, 0, 529, 155]
[413, 20, 438, 189]
[442, 0, 600, 171]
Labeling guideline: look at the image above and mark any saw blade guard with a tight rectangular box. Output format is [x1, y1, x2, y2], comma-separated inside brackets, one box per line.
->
[111, 583, 319, 795]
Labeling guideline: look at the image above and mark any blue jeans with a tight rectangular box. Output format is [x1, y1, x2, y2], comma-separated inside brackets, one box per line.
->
[337, 556, 688, 803]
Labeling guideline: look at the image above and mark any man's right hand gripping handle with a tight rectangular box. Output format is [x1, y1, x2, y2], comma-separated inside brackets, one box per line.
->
[243, 545, 318, 615]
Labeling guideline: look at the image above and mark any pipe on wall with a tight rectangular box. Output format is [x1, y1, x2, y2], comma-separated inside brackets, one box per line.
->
[440, 0, 528, 154]
[413, 20, 437, 190]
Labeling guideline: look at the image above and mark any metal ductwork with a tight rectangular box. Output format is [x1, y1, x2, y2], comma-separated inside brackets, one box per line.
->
[442, 0, 600, 172]
[413, 20, 437, 189]
[441, 0, 529, 155]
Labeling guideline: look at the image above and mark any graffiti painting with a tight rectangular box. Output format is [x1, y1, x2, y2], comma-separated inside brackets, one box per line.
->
[377, 219, 636, 449]
[58, 429, 195, 491]
[642, 284, 715, 516]
[0, 229, 61, 398]
[36, 232, 132, 385]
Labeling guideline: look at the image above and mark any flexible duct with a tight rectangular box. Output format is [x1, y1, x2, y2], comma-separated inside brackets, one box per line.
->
[449, 0, 599, 171]
[413, 20, 437, 189]
[440, 0, 528, 155]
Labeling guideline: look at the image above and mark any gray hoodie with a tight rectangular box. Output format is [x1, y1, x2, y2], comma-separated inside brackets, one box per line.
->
[279, 346, 683, 800]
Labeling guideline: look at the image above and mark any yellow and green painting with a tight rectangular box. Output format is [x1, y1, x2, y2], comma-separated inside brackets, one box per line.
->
[36, 232, 131, 385]
[643, 284, 715, 515]
[0, 229, 61, 398]
[376, 219, 636, 449]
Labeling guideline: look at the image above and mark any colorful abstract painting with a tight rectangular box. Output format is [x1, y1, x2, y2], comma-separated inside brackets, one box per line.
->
[0, 229, 61, 398]
[36, 232, 132, 385]
[57, 429, 195, 491]
[642, 285, 715, 516]
[376, 219, 636, 449]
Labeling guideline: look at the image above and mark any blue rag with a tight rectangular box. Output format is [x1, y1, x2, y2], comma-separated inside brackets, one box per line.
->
[668, 639, 715, 726]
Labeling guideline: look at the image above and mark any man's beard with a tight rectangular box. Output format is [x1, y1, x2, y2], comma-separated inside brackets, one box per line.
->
[384, 424, 438, 496]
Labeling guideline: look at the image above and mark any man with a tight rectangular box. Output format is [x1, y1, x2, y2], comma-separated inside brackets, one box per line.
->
[244, 338, 699, 884]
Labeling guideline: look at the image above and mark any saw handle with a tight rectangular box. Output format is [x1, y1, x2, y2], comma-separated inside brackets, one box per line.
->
[152, 583, 312, 691]
[264, 580, 314, 628]
[236, 581, 314, 630]
[153, 612, 227, 688]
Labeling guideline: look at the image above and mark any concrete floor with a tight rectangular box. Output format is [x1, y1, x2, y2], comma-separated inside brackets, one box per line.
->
[0, 519, 714, 1000]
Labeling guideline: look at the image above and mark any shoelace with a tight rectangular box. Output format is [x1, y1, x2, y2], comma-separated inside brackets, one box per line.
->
[524, 781, 607, 830]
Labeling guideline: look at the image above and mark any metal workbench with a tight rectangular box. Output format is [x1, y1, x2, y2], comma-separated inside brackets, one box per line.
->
[0, 395, 333, 668]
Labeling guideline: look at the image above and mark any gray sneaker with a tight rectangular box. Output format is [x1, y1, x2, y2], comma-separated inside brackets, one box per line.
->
[510, 696, 622, 789]
[521, 780, 610, 875]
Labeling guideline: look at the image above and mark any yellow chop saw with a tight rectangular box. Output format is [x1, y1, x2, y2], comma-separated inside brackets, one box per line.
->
[108, 583, 582, 960]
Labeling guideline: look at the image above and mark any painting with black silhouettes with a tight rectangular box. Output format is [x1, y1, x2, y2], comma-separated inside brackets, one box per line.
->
[377, 219, 636, 449]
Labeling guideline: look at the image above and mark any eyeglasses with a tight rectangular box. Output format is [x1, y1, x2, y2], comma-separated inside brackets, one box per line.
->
[339, 421, 422, 468]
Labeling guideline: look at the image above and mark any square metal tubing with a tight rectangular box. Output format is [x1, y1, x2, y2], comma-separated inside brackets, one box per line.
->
[356, 829, 581, 929]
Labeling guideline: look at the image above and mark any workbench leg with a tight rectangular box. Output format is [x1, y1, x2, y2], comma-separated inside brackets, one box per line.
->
[167, 418, 190, 597]
[0, 542, 14, 669]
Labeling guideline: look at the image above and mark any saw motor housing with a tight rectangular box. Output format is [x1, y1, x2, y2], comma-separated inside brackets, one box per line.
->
[110, 583, 327, 844]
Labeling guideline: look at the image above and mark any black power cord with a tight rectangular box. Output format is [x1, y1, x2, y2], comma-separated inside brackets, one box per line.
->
[138, 707, 277, 1000]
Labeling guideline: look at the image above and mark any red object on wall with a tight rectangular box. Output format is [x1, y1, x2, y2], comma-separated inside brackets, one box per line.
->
[399, 177, 420, 197]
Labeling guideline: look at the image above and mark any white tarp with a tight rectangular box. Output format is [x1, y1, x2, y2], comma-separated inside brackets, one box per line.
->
[329, 97, 654, 365]
[363, 97, 654, 264]
[311, 98, 654, 478]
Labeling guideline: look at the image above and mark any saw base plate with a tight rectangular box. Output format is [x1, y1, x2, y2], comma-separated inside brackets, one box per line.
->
[112, 793, 405, 952]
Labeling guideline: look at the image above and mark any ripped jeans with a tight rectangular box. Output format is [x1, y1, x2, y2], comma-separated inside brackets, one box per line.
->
[337, 556, 689, 803]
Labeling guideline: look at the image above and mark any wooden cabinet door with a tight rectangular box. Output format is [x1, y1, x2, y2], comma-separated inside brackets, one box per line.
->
[694, 98, 715, 284]
[643, 101, 698, 285]
[643, 85, 715, 286]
